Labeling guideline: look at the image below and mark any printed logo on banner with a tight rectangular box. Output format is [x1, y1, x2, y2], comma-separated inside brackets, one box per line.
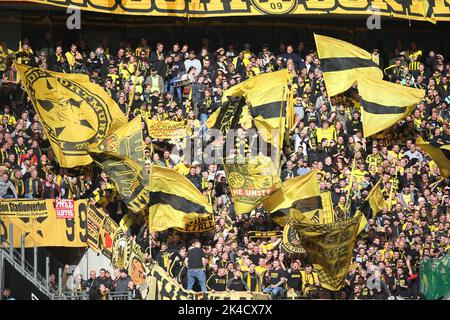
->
[251, 0, 297, 15]
[55, 199, 75, 219]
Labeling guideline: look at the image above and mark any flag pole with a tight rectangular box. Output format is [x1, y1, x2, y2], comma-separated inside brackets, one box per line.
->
[345, 149, 358, 217]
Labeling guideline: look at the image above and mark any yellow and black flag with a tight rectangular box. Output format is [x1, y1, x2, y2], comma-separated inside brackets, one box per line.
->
[15, 63, 127, 168]
[205, 96, 247, 137]
[289, 212, 362, 291]
[89, 152, 150, 214]
[149, 166, 213, 232]
[94, 116, 148, 183]
[422, 0, 437, 24]
[224, 155, 282, 214]
[220, 69, 288, 147]
[263, 170, 321, 226]
[314, 34, 383, 97]
[357, 73, 424, 137]
[416, 136, 450, 178]
[357, 179, 386, 233]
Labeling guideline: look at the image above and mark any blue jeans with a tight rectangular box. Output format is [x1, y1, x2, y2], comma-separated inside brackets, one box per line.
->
[0, 194, 15, 199]
[187, 269, 207, 292]
[199, 113, 209, 139]
[169, 76, 182, 100]
[263, 286, 285, 300]
[23, 194, 33, 199]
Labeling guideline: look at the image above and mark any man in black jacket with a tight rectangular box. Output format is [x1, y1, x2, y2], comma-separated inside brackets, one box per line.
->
[227, 271, 249, 292]
[206, 267, 227, 291]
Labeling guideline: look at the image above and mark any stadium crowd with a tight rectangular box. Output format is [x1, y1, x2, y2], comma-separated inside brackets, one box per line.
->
[0, 33, 448, 300]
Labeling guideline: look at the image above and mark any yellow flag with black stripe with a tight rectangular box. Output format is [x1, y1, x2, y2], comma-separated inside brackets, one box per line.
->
[416, 136, 450, 178]
[221, 69, 288, 147]
[263, 170, 320, 213]
[289, 212, 362, 291]
[224, 155, 282, 214]
[89, 152, 150, 214]
[357, 179, 385, 233]
[357, 73, 424, 137]
[95, 116, 147, 181]
[205, 96, 246, 137]
[149, 166, 213, 232]
[314, 34, 383, 97]
[15, 63, 127, 168]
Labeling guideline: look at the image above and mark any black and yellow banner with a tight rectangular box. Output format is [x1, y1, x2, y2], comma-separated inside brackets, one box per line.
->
[314, 34, 383, 97]
[289, 213, 361, 291]
[224, 155, 281, 214]
[143, 263, 269, 300]
[416, 136, 450, 178]
[173, 214, 215, 233]
[96, 116, 147, 175]
[10, 1, 450, 22]
[206, 96, 246, 136]
[86, 202, 118, 258]
[224, 69, 288, 146]
[146, 119, 187, 140]
[281, 223, 305, 254]
[263, 170, 320, 214]
[15, 63, 127, 168]
[149, 166, 213, 232]
[0, 199, 88, 248]
[128, 242, 150, 288]
[91, 152, 150, 214]
[357, 73, 424, 137]
[248, 230, 283, 240]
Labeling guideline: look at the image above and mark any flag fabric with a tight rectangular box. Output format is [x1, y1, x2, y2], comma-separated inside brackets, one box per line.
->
[320, 191, 335, 224]
[95, 116, 148, 181]
[422, 0, 437, 24]
[289, 212, 362, 291]
[224, 155, 282, 214]
[149, 166, 213, 232]
[360, 179, 386, 218]
[15, 63, 127, 168]
[314, 34, 383, 97]
[416, 136, 450, 178]
[263, 170, 321, 214]
[205, 96, 246, 137]
[146, 119, 188, 140]
[221, 69, 288, 146]
[357, 179, 386, 234]
[357, 73, 425, 137]
[89, 152, 150, 214]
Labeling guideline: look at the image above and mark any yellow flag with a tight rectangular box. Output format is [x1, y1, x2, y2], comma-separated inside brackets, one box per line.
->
[422, 0, 436, 24]
[357, 179, 385, 234]
[289, 212, 361, 291]
[15, 63, 127, 167]
[224, 155, 282, 214]
[90, 152, 150, 214]
[357, 73, 424, 137]
[416, 136, 450, 178]
[321, 191, 335, 224]
[314, 34, 383, 97]
[149, 166, 212, 232]
[222, 69, 288, 146]
[95, 116, 147, 173]
[263, 170, 321, 214]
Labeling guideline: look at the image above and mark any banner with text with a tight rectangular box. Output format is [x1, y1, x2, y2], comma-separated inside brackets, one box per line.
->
[8, 0, 449, 22]
[146, 119, 187, 140]
[0, 199, 88, 248]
